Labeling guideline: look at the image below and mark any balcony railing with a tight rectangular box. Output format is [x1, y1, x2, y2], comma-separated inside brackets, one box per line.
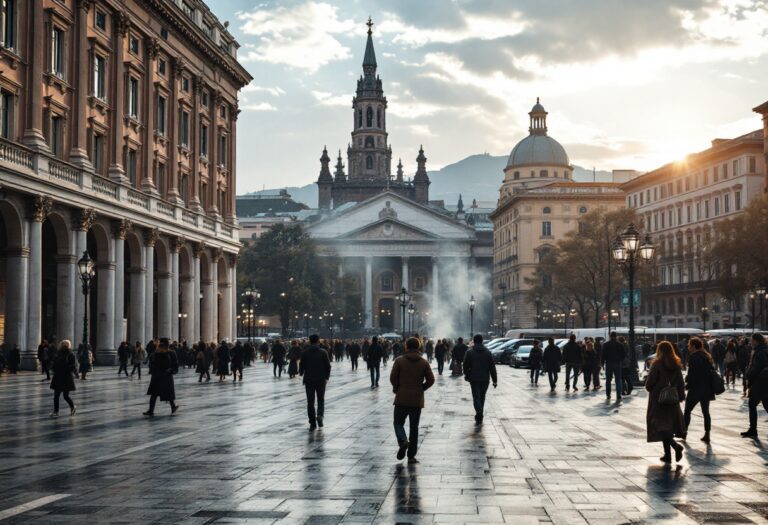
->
[0, 136, 238, 243]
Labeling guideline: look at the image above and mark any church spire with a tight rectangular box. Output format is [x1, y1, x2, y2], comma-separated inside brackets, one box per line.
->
[334, 149, 346, 182]
[363, 17, 377, 74]
[396, 158, 404, 182]
[318, 146, 333, 183]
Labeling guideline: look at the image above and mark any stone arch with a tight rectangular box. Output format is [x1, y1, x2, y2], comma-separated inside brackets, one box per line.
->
[124, 230, 145, 345]
[44, 211, 71, 256]
[0, 198, 25, 347]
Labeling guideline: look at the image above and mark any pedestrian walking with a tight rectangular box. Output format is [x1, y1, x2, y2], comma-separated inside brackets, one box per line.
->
[463, 335, 497, 425]
[683, 337, 715, 443]
[367, 336, 384, 388]
[272, 339, 287, 378]
[621, 337, 638, 396]
[738, 338, 751, 397]
[131, 341, 146, 379]
[425, 339, 434, 363]
[78, 343, 91, 380]
[348, 340, 361, 371]
[216, 341, 230, 382]
[645, 341, 685, 463]
[711, 339, 726, 377]
[592, 338, 603, 389]
[528, 340, 543, 386]
[723, 340, 738, 387]
[602, 331, 626, 401]
[143, 338, 179, 416]
[391, 337, 435, 463]
[562, 334, 582, 391]
[435, 340, 446, 376]
[49, 340, 77, 417]
[741, 333, 768, 438]
[542, 337, 561, 392]
[117, 341, 130, 377]
[8, 344, 20, 374]
[299, 334, 331, 431]
[196, 344, 210, 382]
[451, 337, 468, 376]
[38, 340, 51, 381]
[582, 340, 599, 390]
[231, 341, 244, 382]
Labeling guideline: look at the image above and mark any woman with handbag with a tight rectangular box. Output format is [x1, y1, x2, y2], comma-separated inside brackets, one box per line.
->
[645, 341, 686, 463]
[683, 337, 715, 443]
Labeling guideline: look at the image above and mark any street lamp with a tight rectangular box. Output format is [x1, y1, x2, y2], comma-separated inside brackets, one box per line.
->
[497, 301, 508, 335]
[569, 308, 577, 331]
[750, 292, 757, 332]
[407, 303, 415, 337]
[757, 286, 766, 330]
[178, 312, 188, 339]
[242, 285, 260, 343]
[468, 295, 476, 337]
[534, 296, 541, 329]
[397, 287, 411, 336]
[77, 251, 96, 353]
[700, 306, 709, 332]
[611, 224, 655, 356]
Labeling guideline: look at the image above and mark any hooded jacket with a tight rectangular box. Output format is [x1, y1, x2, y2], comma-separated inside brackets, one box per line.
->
[390, 349, 435, 408]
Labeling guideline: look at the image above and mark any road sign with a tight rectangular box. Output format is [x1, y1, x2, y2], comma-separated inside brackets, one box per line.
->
[620, 289, 641, 307]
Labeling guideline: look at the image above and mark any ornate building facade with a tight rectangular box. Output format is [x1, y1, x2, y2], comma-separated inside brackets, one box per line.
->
[316, 19, 430, 209]
[0, 0, 251, 368]
[490, 100, 626, 330]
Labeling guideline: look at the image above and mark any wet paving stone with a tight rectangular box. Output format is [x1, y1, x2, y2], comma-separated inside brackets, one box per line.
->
[2, 362, 768, 523]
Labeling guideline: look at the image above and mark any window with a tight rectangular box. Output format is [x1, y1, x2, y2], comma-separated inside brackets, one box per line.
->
[92, 132, 104, 173]
[93, 55, 106, 99]
[200, 181, 207, 209]
[380, 273, 393, 292]
[735, 191, 741, 210]
[578, 221, 586, 234]
[200, 124, 208, 157]
[414, 276, 425, 291]
[366, 155, 373, 170]
[0, 90, 12, 138]
[704, 199, 710, 219]
[182, 2, 195, 20]
[364, 136, 374, 148]
[1, 0, 15, 49]
[50, 115, 63, 156]
[541, 221, 552, 237]
[749, 156, 756, 173]
[219, 104, 226, 119]
[653, 187, 658, 201]
[156, 162, 165, 195]
[686, 205, 691, 223]
[95, 10, 106, 31]
[51, 27, 64, 77]
[684, 177, 690, 191]
[181, 76, 189, 92]
[160, 27, 168, 40]
[357, 109, 362, 128]
[129, 36, 139, 54]
[722, 163, 728, 178]
[202, 22, 213, 39]
[732, 160, 739, 177]
[201, 90, 208, 108]
[126, 148, 137, 184]
[539, 169, 548, 177]
[157, 96, 166, 135]
[714, 197, 720, 216]
[713, 166, 719, 182]
[677, 207, 682, 225]
[542, 207, 551, 214]
[376, 108, 381, 128]
[180, 111, 189, 147]
[542, 274, 552, 289]
[724, 193, 730, 213]
[639, 192, 644, 206]
[158, 58, 166, 76]
[703, 169, 709, 185]
[696, 202, 701, 220]
[128, 77, 139, 118]
[218, 133, 227, 166]
[513, 171, 519, 180]
[180, 174, 189, 204]
[366, 106, 372, 127]
[676, 180, 682, 194]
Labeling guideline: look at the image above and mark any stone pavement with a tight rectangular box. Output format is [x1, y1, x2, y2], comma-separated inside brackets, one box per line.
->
[1, 360, 768, 524]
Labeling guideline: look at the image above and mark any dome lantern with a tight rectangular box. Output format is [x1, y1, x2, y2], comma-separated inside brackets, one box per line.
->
[529, 97, 548, 135]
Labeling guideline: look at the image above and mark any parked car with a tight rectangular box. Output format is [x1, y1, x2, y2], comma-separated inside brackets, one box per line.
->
[491, 339, 535, 364]
[486, 338, 511, 351]
[511, 339, 567, 368]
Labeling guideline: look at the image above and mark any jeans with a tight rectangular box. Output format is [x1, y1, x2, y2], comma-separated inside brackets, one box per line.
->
[437, 359, 444, 375]
[683, 397, 711, 432]
[748, 397, 768, 430]
[530, 368, 540, 383]
[118, 362, 128, 376]
[370, 364, 380, 386]
[131, 363, 141, 378]
[53, 390, 73, 413]
[305, 382, 326, 423]
[470, 381, 490, 417]
[565, 364, 580, 388]
[547, 371, 558, 389]
[592, 366, 601, 387]
[351, 358, 358, 371]
[198, 370, 210, 381]
[393, 405, 421, 458]
[605, 362, 622, 398]
[583, 366, 592, 388]
[273, 361, 283, 377]
[717, 361, 725, 377]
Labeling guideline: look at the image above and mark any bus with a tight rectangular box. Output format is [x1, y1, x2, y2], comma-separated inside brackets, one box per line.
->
[506, 327, 704, 347]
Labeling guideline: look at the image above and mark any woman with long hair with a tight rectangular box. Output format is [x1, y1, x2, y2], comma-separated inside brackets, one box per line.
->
[683, 337, 715, 443]
[723, 339, 739, 387]
[50, 340, 77, 417]
[645, 341, 686, 463]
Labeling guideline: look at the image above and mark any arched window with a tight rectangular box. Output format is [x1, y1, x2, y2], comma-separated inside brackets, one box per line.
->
[380, 272, 394, 292]
[366, 106, 373, 127]
[365, 136, 374, 148]
[358, 109, 362, 128]
[540, 170, 548, 177]
[366, 155, 373, 169]
[513, 171, 520, 180]
[376, 108, 381, 128]
[542, 206, 551, 214]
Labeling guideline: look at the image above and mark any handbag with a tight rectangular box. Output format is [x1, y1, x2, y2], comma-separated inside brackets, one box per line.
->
[658, 378, 679, 405]
[711, 368, 725, 395]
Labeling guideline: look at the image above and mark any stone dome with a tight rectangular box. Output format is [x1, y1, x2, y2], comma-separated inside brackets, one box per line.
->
[506, 134, 570, 169]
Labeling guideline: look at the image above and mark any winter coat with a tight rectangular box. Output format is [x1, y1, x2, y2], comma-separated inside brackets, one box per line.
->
[230, 344, 244, 371]
[132, 347, 146, 365]
[390, 349, 435, 408]
[367, 343, 384, 365]
[562, 341, 583, 365]
[452, 343, 468, 363]
[195, 350, 208, 373]
[463, 344, 498, 384]
[529, 346, 544, 369]
[645, 361, 685, 442]
[146, 350, 178, 401]
[746, 343, 768, 401]
[299, 345, 331, 385]
[216, 345, 231, 375]
[711, 342, 726, 364]
[50, 349, 77, 392]
[434, 342, 446, 360]
[348, 343, 361, 358]
[582, 348, 598, 371]
[738, 343, 751, 371]
[272, 342, 287, 364]
[542, 344, 562, 373]
[685, 350, 715, 402]
[601, 339, 626, 365]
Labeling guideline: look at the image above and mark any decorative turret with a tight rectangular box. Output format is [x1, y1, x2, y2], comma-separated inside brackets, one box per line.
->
[529, 97, 548, 135]
[396, 158, 404, 182]
[457, 194, 464, 214]
[413, 145, 430, 204]
[334, 150, 346, 182]
[317, 146, 333, 209]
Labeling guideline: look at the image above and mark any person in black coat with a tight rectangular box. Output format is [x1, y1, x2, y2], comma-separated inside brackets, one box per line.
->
[8, 344, 20, 374]
[742, 333, 768, 438]
[49, 340, 77, 417]
[683, 337, 715, 443]
[288, 341, 301, 378]
[348, 341, 361, 371]
[562, 335, 583, 391]
[451, 338, 468, 376]
[216, 341, 230, 381]
[299, 334, 332, 430]
[38, 340, 51, 380]
[230, 341, 244, 382]
[463, 335, 497, 424]
[272, 339, 287, 378]
[367, 336, 384, 388]
[434, 340, 447, 375]
[117, 341, 130, 377]
[144, 338, 178, 416]
[542, 338, 562, 392]
[581, 340, 599, 390]
[738, 338, 751, 396]
[602, 332, 626, 401]
[528, 340, 543, 385]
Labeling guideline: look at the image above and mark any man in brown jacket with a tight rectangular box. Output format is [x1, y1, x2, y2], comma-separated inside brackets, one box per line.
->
[390, 337, 435, 463]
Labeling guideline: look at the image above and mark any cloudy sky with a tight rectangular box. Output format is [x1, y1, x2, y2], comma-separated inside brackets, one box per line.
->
[207, 0, 768, 194]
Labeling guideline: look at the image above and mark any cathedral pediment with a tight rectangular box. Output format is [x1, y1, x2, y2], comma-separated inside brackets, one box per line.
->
[339, 219, 440, 242]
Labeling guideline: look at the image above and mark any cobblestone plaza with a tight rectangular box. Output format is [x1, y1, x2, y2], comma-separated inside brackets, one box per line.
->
[2, 363, 768, 524]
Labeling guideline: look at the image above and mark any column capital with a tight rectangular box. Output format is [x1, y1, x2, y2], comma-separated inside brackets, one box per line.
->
[72, 209, 97, 231]
[171, 236, 185, 254]
[5, 247, 30, 258]
[144, 37, 160, 59]
[172, 56, 185, 77]
[192, 241, 206, 258]
[143, 227, 160, 247]
[212, 247, 224, 263]
[111, 218, 133, 240]
[96, 261, 116, 271]
[28, 196, 53, 222]
[77, 0, 94, 12]
[115, 10, 131, 35]
[228, 251, 239, 268]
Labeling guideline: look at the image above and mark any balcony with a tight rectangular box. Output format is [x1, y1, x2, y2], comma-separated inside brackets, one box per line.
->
[0, 137, 238, 244]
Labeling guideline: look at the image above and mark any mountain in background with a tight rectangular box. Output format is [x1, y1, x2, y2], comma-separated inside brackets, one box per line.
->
[247, 153, 616, 208]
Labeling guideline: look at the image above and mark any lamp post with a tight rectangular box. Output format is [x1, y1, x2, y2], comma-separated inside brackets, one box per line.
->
[700, 307, 709, 332]
[468, 295, 476, 337]
[304, 313, 310, 337]
[534, 296, 541, 329]
[758, 286, 766, 330]
[569, 308, 577, 331]
[242, 285, 259, 343]
[397, 287, 411, 337]
[178, 312, 188, 339]
[77, 251, 96, 353]
[407, 303, 415, 337]
[497, 301, 507, 335]
[611, 223, 655, 356]
[750, 292, 756, 332]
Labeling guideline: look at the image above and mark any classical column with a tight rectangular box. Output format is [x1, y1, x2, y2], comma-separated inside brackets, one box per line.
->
[22, 0, 47, 149]
[71, 210, 96, 347]
[26, 197, 52, 367]
[181, 273, 195, 343]
[208, 92, 219, 216]
[170, 238, 182, 340]
[192, 243, 203, 342]
[156, 271, 172, 339]
[112, 220, 131, 347]
[167, 58, 183, 203]
[128, 265, 145, 345]
[211, 249, 221, 341]
[201, 253, 213, 343]
[431, 257, 439, 319]
[143, 228, 158, 342]
[95, 254, 116, 365]
[218, 253, 233, 341]
[69, 0, 93, 168]
[142, 38, 158, 193]
[364, 256, 373, 328]
[189, 76, 203, 211]
[226, 105, 238, 222]
[108, 12, 130, 181]
[230, 260, 238, 340]
[401, 256, 410, 291]
[5, 248, 29, 363]
[56, 254, 76, 343]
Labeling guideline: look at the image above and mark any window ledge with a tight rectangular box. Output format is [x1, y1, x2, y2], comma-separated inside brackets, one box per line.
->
[0, 45, 21, 69]
[124, 115, 142, 132]
[88, 95, 110, 115]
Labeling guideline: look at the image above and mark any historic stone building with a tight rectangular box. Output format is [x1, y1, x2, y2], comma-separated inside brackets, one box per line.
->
[316, 19, 430, 209]
[621, 130, 765, 329]
[490, 100, 627, 329]
[0, 0, 251, 367]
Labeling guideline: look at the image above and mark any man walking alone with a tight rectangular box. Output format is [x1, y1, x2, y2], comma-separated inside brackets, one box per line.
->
[602, 331, 626, 401]
[367, 336, 384, 389]
[299, 334, 331, 431]
[390, 337, 435, 463]
[463, 335, 497, 425]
